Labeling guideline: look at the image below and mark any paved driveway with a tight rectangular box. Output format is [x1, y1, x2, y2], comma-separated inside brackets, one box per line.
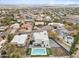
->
[49, 39, 60, 48]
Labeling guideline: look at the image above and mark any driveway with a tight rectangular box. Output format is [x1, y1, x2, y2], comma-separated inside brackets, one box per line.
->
[49, 39, 60, 48]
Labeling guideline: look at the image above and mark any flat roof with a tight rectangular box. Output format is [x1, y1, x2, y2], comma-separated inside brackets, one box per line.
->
[48, 23, 64, 26]
[33, 31, 49, 41]
[11, 34, 28, 45]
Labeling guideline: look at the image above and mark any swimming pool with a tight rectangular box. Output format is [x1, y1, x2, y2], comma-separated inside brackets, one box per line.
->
[31, 48, 47, 55]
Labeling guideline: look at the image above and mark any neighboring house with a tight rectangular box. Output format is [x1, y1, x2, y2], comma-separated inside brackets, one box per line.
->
[58, 29, 69, 37]
[17, 19, 24, 23]
[10, 23, 20, 29]
[57, 28, 74, 45]
[0, 26, 8, 32]
[14, 14, 21, 20]
[50, 23, 74, 45]
[64, 36, 74, 44]
[48, 23, 64, 28]
[0, 26, 8, 36]
[35, 22, 44, 26]
[20, 22, 33, 32]
[35, 15, 51, 26]
[10, 23, 20, 34]
[24, 19, 33, 22]
[24, 15, 33, 22]
[11, 34, 28, 46]
[36, 16, 43, 21]
[44, 16, 51, 21]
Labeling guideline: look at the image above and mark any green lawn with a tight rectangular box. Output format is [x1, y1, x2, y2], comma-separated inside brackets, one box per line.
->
[46, 48, 52, 56]
[26, 48, 31, 55]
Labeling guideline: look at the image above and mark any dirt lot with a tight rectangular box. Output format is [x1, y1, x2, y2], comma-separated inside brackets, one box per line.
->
[51, 47, 69, 57]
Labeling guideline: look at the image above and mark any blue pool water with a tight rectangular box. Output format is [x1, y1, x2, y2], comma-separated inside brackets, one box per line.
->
[31, 48, 47, 55]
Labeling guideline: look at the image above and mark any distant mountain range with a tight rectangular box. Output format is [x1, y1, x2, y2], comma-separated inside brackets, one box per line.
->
[0, 4, 79, 8]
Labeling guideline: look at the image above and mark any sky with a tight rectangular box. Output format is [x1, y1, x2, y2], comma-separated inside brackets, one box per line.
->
[0, 0, 79, 5]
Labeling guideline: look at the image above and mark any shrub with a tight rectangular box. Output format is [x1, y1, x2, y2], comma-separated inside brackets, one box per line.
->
[70, 33, 79, 55]
[7, 34, 14, 42]
[26, 48, 31, 55]
[46, 48, 52, 56]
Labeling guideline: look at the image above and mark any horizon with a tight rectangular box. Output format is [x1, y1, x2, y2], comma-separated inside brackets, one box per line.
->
[0, 0, 79, 5]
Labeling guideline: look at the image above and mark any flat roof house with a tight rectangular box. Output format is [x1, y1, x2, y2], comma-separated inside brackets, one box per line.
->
[35, 22, 44, 26]
[32, 31, 50, 48]
[64, 36, 74, 44]
[58, 29, 69, 37]
[10, 23, 20, 34]
[48, 23, 64, 29]
[11, 34, 28, 46]
[57, 27, 74, 45]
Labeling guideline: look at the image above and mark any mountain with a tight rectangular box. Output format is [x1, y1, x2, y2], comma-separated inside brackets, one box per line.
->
[0, 4, 79, 9]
